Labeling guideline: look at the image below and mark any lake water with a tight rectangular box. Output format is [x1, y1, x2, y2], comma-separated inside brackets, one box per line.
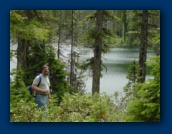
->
[79, 48, 155, 95]
[10, 44, 155, 95]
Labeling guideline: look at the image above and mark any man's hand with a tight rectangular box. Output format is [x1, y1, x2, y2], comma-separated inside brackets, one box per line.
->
[43, 89, 50, 94]
[32, 84, 50, 94]
[48, 98, 51, 103]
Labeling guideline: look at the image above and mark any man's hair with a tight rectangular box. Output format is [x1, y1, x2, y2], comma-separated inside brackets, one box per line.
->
[42, 65, 49, 70]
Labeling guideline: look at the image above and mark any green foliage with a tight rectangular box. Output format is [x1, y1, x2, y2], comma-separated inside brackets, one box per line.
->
[28, 20, 50, 41]
[125, 56, 160, 122]
[123, 60, 139, 100]
[10, 10, 50, 42]
[49, 59, 70, 103]
[101, 10, 120, 22]
[79, 57, 94, 76]
[86, 11, 115, 46]
[127, 31, 140, 46]
[126, 60, 140, 83]
[10, 11, 26, 40]
[10, 71, 37, 122]
[10, 92, 125, 122]
[10, 50, 16, 61]
[148, 28, 160, 54]
[79, 57, 107, 78]
[147, 56, 160, 78]
[126, 10, 160, 47]
[10, 69, 26, 89]
[148, 28, 160, 45]
[26, 42, 48, 85]
[84, 11, 96, 22]
[10, 100, 45, 122]
[104, 35, 123, 46]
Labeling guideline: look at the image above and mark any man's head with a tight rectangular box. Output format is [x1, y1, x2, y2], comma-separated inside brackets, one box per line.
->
[42, 65, 49, 76]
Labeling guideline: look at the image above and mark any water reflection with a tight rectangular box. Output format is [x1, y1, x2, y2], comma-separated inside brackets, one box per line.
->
[80, 48, 155, 95]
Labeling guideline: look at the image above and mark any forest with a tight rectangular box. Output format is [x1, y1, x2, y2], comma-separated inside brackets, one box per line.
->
[10, 10, 160, 122]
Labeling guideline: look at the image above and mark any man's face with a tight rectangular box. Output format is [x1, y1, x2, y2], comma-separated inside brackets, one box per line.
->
[43, 67, 49, 75]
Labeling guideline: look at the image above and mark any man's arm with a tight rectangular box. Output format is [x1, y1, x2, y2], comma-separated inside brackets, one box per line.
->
[32, 84, 49, 94]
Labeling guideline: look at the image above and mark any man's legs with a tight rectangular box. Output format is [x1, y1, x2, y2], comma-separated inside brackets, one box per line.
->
[35, 94, 48, 119]
[35, 94, 48, 108]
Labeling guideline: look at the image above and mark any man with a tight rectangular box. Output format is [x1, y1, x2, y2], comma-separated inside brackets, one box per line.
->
[32, 65, 51, 108]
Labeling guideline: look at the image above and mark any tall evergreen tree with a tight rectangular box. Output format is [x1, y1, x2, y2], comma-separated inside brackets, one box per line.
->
[82, 10, 114, 95]
[139, 10, 148, 83]
[92, 10, 103, 94]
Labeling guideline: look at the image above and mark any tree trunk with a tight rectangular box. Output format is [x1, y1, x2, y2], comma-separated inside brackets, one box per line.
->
[70, 10, 74, 86]
[17, 38, 29, 71]
[92, 10, 103, 95]
[139, 10, 148, 83]
[57, 27, 61, 59]
[57, 11, 62, 59]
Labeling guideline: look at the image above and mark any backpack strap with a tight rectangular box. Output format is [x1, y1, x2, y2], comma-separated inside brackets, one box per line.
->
[33, 74, 42, 96]
[37, 74, 42, 87]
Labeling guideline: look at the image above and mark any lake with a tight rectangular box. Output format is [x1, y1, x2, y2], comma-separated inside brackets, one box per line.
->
[79, 47, 155, 95]
[10, 44, 155, 95]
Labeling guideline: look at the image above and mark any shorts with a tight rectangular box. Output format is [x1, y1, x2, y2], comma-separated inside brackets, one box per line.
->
[35, 94, 48, 108]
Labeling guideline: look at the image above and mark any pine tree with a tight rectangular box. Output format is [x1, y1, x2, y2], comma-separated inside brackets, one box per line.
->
[138, 10, 148, 83]
[83, 10, 114, 95]
[123, 60, 140, 100]
[125, 56, 160, 122]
